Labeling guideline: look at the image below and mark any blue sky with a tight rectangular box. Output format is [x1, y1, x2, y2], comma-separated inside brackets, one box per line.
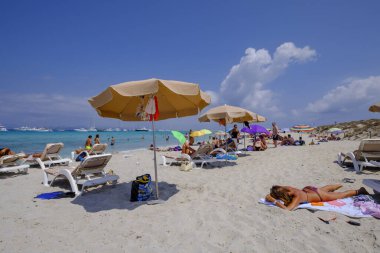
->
[1, 0, 380, 130]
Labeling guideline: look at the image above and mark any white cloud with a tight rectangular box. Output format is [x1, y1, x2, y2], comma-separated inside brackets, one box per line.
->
[305, 76, 380, 113]
[205, 90, 220, 105]
[219, 42, 316, 116]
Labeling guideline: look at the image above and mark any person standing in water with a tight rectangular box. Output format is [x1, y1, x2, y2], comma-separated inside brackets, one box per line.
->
[111, 136, 115, 146]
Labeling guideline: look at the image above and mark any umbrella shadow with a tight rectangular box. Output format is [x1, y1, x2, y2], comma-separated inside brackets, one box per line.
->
[71, 181, 179, 212]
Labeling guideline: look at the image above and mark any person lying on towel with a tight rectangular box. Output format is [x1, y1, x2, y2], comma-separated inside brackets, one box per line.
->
[265, 184, 369, 211]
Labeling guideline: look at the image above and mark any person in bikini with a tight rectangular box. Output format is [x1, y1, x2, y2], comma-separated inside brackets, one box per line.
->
[75, 135, 93, 154]
[0, 147, 15, 157]
[265, 184, 369, 211]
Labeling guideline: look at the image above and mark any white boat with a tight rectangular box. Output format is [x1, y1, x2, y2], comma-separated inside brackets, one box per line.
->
[88, 127, 97, 132]
[14, 126, 52, 132]
[0, 124, 7, 131]
[73, 128, 88, 132]
[135, 127, 149, 132]
[35, 127, 53, 132]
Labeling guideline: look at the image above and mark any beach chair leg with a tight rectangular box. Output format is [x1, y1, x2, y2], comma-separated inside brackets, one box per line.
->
[161, 156, 168, 166]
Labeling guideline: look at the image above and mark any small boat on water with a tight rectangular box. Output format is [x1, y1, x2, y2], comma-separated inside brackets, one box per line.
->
[0, 124, 7, 131]
[73, 128, 88, 132]
[135, 127, 149, 132]
[88, 127, 97, 132]
[14, 126, 52, 132]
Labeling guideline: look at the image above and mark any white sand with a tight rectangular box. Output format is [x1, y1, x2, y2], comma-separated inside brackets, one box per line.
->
[1, 138, 380, 252]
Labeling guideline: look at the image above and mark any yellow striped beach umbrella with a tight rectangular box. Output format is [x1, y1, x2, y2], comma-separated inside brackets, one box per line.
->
[89, 78, 211, 199]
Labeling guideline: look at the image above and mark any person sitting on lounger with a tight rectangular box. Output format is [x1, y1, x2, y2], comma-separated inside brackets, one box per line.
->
[182, 140, 195, 156]
[75, 135, 93, 154]
[265, 184, 369, 211]
[211, 137, 221, 149]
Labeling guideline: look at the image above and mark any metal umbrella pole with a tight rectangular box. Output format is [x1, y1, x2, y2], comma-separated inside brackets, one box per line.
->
[151, 118, 159, 199]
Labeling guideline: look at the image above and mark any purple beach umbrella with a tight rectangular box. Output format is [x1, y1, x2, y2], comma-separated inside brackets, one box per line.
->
[249, 125, 270, 135]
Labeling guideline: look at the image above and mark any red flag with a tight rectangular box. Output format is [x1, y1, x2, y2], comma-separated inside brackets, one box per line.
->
[150, 96, 159, 121]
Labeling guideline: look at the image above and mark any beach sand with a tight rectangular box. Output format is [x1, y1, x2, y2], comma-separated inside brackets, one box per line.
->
[1, 138, 379, 252]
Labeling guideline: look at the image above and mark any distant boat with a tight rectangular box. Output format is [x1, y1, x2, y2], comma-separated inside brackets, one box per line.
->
[0, 124, 7, 132]
[135, 127, 149, 132]
[14, 126, 52, 132]
[88, 127, 97, 132]
[73, 128, 88, 132]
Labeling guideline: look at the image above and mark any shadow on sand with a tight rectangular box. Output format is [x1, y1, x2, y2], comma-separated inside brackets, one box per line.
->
[71, 181, 179, 212]
[333, 160, 380, 174]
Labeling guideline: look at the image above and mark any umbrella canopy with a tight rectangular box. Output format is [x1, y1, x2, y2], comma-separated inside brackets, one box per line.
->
[327, 128, 344, 134]
[89, 78, 211, 121]
[89, 78, 211, 199]
[369, 102, 380, 112]
[243, 125, 270, 135]
[171, 131, 186, 144]
[290, 125, 315, 132]
[190, 129, 212, 137]
[198, 104, 266, 123]
[214, 131, 227, 136]
[249, 125, 269, 135]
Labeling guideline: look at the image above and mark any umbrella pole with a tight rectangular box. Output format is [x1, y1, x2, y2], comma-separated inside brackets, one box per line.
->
[151, 118, 159, 199]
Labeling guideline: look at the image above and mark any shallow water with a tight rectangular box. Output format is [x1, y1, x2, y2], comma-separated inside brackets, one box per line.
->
[0, 130, 191, 157]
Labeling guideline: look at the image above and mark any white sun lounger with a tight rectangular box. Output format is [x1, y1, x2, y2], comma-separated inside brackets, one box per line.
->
[0, 155, 29, 174]
[28, 143, 71, 167]
[37, 153, 118, 196]
[161, 145, 227, 169]
[71, 143, 109, 160]
[337, 138, 380, 173]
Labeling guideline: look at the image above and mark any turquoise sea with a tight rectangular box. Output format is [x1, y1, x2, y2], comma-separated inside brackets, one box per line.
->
[0, 130, 194, 158]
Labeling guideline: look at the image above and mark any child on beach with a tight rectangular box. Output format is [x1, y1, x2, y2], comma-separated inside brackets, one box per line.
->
[265, 185, 369, 211]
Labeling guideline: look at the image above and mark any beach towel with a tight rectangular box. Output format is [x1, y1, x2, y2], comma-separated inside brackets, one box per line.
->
[35, 191, 76, 200]
[259, 197, 372, 218]
[216, 154, 237, 160]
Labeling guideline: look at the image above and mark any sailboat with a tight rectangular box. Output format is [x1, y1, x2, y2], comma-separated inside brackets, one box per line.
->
[0, 123, 7, 131]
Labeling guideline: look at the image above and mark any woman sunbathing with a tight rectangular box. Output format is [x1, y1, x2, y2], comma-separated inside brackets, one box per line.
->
[265, 184, 369, 211]
[0, 147, 15, 157]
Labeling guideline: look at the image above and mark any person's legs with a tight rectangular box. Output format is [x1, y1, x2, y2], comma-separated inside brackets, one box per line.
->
[319, 184, 343, 192]
[319, 188, 366, 202]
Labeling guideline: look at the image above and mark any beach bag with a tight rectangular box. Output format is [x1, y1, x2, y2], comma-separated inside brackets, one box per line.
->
[75, 151, 87, 162]
[180, 161, 193, 172]
[130, 174, 153, 202]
